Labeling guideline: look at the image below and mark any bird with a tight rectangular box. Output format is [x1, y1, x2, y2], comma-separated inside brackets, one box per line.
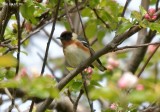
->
[57, 31, 106, 72]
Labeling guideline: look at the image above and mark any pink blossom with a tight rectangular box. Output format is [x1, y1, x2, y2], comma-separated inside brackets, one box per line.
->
[151, 15, 157, 20]
[136, 84, 144, 91]
[148, 45, 157, 53]
[20, 68, 27, 77]
[106, 65, 114, 71]
[144, 14, 150, 20]
[118, 72, 138, 89]
[107, 57, 119, 68]
[148, 8, 156, 15]
[144, 8, 157, 21]
[110, 103, 117, 110]
[84, 67, 93, 75]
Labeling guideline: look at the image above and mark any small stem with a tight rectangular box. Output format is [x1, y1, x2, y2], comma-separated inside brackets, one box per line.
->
[81, 72, 94, 112]
[121, 0, 132, 17]
[73, 89, 84, 112]
[156, 0, 160, 11]
[137, 44, 160, 78]
[64, 2, 75, 32]
[114, 42, 160, 52]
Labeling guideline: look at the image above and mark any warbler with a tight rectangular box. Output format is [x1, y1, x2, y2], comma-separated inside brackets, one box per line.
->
[57, 31, 106, 72]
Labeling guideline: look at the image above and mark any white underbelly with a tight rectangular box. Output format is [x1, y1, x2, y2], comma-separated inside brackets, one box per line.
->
[64, 44, 90, 67]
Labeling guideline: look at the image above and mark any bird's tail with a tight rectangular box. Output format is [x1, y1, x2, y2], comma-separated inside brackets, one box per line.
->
[97, 64, 107, 72]
[93, 60, 107, 72]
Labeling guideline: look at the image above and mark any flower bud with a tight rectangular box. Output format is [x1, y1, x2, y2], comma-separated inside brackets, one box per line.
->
[118, 72, 138, 89]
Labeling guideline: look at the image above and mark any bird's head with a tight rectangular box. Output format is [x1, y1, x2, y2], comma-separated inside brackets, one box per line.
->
[57, 31, 78, 41]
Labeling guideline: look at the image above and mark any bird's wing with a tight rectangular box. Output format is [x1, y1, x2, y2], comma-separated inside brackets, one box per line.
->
[77, 36, 89, 47]
[77, 36, 96, 68]
[77, 36, 105, 67]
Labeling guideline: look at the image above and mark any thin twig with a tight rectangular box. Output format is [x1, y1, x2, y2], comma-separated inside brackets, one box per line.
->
[8, 3, 21, 112]
[75, 0, 93, 56]
[42, 29, 62, 47]
[81, 72, 94, 112]
[137, 44, 160, 78]
[58, 1, 86, 19]
[156, 0, 160, 11]
[73, 89, 84, 112]
[37, 52, 59, 82]
[64, 2, 75, 32]
[121, 0, 132, 17]
[0, 43, 17, 49]
[4, 88, 21, 112]
[90, 37, 98, 46]
[113, 42, 160, 51]
[74, 0, 89, 44]
[15, 3, 21, 76]
[0, 4, 12, 41]
[29, 0, 61, 111]
[40, 1, 61, 75]
[89, 7, 110, 28]
[67, 90, 75, 104]
[20, 21, 51, 44]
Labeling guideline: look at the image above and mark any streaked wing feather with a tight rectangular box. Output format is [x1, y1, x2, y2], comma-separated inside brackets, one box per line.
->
[77, 36, 103, 66]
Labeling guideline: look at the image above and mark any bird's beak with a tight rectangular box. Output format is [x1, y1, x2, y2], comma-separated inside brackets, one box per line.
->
[56, 37, 62, 39]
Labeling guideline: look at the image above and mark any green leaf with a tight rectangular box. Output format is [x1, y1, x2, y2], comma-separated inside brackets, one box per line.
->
[139, 6, 147, 16]
[131, 11, 142, 21]
[128, 90, 157, 103]
[90, 80, 102, 87]
[150, 0, 157, 5]
[0, 77, 59, 98]
[90, 87, 119, 101]
[0, 54, 17, 67]
[47, 0, 57, 8]
[148, 23, 160, 32]
[86, 22, 97, 38]
[21, 77, 59, 98]
[139, 20, 149, 28]
[89, 0, 99, 8]
[117, 21, 133, 35]
[20, 3, 37, 24]
[81, 8, 92, 17]
[6, 68, 16, 79]
[97, 29, 106, 42]
[0, 0, 4, 3]
[69, 80, 82, 91]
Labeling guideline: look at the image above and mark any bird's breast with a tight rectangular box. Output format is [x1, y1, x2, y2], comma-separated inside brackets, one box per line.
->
[64, 44, 90, 67]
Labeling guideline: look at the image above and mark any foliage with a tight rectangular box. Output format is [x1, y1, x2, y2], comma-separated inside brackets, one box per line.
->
[0, 0, 160, 112]
[0, 76, 59, 98]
